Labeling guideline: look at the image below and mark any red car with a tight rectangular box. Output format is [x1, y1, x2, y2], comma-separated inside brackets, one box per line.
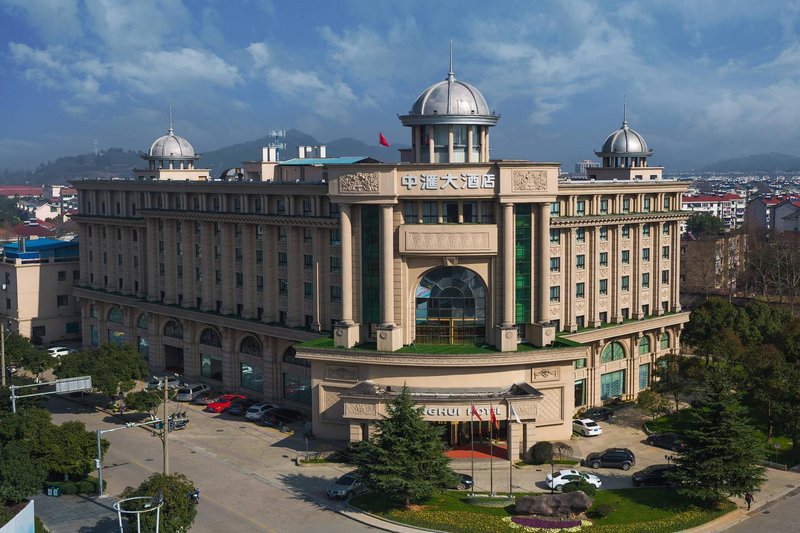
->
[204, 394, 246, 413]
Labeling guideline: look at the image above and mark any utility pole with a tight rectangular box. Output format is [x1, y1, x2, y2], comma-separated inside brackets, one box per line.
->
[163, 376, 169, 475]
[1, 322, 6, 387]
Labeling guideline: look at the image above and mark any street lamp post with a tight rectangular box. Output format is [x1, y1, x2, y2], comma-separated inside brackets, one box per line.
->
[163, 376, 169, 475]
[96, 418, 163, 497]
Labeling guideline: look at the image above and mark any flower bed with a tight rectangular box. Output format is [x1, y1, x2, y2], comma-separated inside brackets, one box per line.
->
[504, 516, 593, 532]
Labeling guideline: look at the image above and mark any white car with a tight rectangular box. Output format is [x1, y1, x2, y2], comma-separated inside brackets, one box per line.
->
[174, 384, 211, 402]
[245, 403, 277, 421]
[545, 469, 602, 492]
[572, 418, 602, 437]
[146, 376, 181, 390]
[47, 346, 71, 358]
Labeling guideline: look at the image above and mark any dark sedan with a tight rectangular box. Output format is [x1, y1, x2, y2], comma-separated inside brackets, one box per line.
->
[646, 432, 686, 452]
[631, 464, 677, 486]
[227, 398, 260, 416]
[452, 473, 474, 490]
[584, 407, 614, 421]
[259, 407, 304, 427]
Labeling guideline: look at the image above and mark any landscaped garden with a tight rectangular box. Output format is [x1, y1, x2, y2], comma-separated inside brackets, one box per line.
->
[351, 488, 735, 533]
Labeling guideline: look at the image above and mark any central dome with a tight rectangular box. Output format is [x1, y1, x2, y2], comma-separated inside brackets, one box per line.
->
[410, 72, 491, 116]
[600, 122, 650, 155]
[149, 127, 196, 159]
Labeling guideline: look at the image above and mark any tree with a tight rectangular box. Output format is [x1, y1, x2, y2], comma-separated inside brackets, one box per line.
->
[120, 473, 197, 533]
[346, 385, 456, 506]
[5, 333, 51, 379]
[55, 343, 149, 398]
[552, 442, 573, 462]
[670, 365, 766, 505]
[0, 440, 47, 504]
[771, 362, 800, 462]
[124, 390, 162, 417]
[39, 420, 107, 478]
[687, 213, 726, 235]
[637, 389, 671, 420]
[652, 354, 704, 411]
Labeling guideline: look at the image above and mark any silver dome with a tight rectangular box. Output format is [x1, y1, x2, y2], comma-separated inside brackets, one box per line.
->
[149, 127, 196, 159]
[600, 122, 650, 155]
[410, 73, 491, 116]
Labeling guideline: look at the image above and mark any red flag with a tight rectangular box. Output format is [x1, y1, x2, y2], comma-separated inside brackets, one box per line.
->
[379, 132, 390, 147]
[470, 404, 483, 422]
[490, 408, 499, 431]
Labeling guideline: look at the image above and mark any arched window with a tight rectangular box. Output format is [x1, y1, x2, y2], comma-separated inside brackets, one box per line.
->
[638, 336, 651, 355]
[107, 306, 123, 323]
[163, 320, 183, 340]
[660, 332, 670, 350]
[414, 266, 486, 345]
[240, 336, 262, 357]
[137, 313, 149, 329]
[600, 341, 625, 363]
[200, 327, 221, 347]
[283, 347, 310, 368]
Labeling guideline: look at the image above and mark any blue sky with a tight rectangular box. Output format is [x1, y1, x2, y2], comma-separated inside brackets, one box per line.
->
[1, 0, 800, 171]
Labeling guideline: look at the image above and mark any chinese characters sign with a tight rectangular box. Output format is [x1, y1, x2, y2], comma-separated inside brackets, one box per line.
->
[401, 173, 496, 191]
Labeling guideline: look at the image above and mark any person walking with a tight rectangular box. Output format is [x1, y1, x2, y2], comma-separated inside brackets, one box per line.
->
[744, 491, 754, 511]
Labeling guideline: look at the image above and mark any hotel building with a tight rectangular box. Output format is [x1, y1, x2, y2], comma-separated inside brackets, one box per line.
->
[72, 65, 688, 456]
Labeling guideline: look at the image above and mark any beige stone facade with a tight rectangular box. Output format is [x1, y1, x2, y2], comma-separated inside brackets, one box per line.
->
[73, 68, 689, 455]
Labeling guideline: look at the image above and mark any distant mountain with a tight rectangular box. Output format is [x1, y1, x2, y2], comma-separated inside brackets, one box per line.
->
[0, 129, 404, 184]
[701, 152, 800, 172]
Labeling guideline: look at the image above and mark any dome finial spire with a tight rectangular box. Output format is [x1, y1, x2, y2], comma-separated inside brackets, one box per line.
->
[168, 105, 174, 135]
[448, 40, 454, 81]
[622, 96, 628, 128]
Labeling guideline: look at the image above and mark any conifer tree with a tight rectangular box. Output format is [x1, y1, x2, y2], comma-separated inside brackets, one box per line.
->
[347, 385, 456, 506]
[670, 364, 765, 505]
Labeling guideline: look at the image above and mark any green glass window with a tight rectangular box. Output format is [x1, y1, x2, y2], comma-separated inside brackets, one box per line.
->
[201, 354, 223, 381]
[639, 336, 651, 354]
[639, 363, 651, 390]
[415, 266, 486, 346]
[660, 332, 670, 349]
[599, 279, 608, 295]
[515, 204, 532, 323]
[576, 228, 586, 242]
[600, 369, 625, 400]
[576, 282, 585, 298]
[575, 379, 587, 407]
[601, 341, 625, 363]
[107, 306, 123, 323]
[283, 373, 311, 405]
[642, 223, 650, 236]
[361, 205, 380, 324]
[241, 364, 263, 392]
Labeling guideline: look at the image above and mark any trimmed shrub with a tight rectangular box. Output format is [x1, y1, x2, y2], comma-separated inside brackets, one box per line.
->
[587, 503, 613, 518]
[562, 481, 597, 497]
[59, 482, 78, 495]
[78, 480, 95, 494]
[529, 441, 554, 465]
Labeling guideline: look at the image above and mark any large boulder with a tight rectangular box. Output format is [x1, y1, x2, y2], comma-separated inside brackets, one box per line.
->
[516, 491, 593, 517]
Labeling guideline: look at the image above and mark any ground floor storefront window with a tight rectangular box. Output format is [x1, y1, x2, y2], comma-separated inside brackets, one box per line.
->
[639, 363, 651, 390]
[574, 379, 587, 407]
[108, 329, 124, 346]
[282, 373, 311, 405]
[90, 325, 99, 347]
[600, 369, 625, 400]
[241, 364, 263, 392]
[201, 354, 222, 381]
[137, 336, 149, 361]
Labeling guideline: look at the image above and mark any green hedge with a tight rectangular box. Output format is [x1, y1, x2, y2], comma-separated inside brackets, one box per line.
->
[45, 476, 106, 495]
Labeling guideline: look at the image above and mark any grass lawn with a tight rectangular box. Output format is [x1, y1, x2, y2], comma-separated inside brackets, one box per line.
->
[649, 408, 798, 467]
[351, 487, 734, 533]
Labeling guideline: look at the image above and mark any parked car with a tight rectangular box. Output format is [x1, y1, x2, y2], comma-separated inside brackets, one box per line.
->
[572, 418, 602, 437]
[204, 394, 246, 413]
[452, 473, 474, 490]
[146, 376, 181, 390]
[47, 346, 71, 358]
[174, 384, 211, 402]
[584, 448, 636, 470]
[246, 403, 277, 421]
[227, 398, 260, 416]
[583, 407, 614, 422]
[631, 464, 677, 487]
[259, 407, 304, 427]
[645, 432, 686, 452]
[545, 469, 602, 492]
[191, 390, 220, 405]
[326, 472, 366, 499]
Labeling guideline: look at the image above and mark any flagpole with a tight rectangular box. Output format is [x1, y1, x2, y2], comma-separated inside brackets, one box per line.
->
[470, 408, 475, 496]
[508, 402, 513, 499]
[489, 402, 494, 497]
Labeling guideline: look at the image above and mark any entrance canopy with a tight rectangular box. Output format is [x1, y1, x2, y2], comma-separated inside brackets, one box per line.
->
[339, 381, 542, 423]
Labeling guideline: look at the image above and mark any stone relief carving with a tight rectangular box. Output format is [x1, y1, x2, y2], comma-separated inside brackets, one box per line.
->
[576, 272, 585, 282]
[661, 288, 670, 298]
[599, 242, 608, 252]
[575, 244, 586, 254]
[621, 265, 631, 275]
[512, 169, 548, 192]
[338, 172, 379, 193]
[550, 306, 560, 317]
[343, 402, 378, 417]
[621, 295, 630, 305]
[407, 232, 489, 251]
[549, 246, 561, 256]
[549, 274, 560, 285]
[321, 387, 346, 422]
[326, 365, 358, 382]
[532, 367, 561, 382]
[576, 302, 585, 313]
[513, 402, 537, 416]
[537, 387, 563, 423]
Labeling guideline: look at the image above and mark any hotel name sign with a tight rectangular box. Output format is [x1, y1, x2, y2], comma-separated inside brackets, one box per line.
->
[401, 173, 496, 191]
[423, 405, 501, 418]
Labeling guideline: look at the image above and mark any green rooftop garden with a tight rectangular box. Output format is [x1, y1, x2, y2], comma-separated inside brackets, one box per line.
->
[296, 336, 584, 353]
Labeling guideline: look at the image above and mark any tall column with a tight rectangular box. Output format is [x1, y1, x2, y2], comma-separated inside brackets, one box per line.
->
[502, 203, 515, 328]
[653, 222, 663, 315]
[537, 204, 551, 322]
[377, 205, 401, 351]
[146, 219, 159, 301]
[241, 224, 256, 318]
[221, 223, 235, 315]
[262, 226, 277, 322]
[467, 127, 474, 163]
[671, 224, 681, 312]
[122, 228, 133, 294]
[335, 204, 360, 348]
[163, 220, 178, 304]
[181, 225, 195, 308]
[201, 222, 214, 311]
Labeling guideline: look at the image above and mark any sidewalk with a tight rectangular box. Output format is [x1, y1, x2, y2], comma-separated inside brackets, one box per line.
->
[33, 494, 119, 533]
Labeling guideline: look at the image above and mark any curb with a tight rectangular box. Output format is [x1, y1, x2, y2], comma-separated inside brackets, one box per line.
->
[340, 501, 447, 533]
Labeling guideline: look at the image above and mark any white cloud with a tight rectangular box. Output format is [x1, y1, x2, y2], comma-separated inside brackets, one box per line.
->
[0, 0, 81, 42]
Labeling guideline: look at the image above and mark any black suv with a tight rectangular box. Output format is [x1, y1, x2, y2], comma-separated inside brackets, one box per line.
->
[584, 407, 614, 421]
[631, 464, 677, 486]
[584, 448, 636, 470]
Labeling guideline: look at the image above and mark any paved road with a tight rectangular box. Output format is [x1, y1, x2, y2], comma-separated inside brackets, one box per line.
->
[45, 395, 376, 533]
[726, 488, 800, 532]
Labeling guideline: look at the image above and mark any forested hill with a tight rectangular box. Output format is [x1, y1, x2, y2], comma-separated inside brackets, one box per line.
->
[1, 148, 142, 184]
[702, 152, 800, 172]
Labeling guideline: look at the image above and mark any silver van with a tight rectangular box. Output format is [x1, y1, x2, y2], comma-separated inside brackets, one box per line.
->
[175, 384, 211, 402]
